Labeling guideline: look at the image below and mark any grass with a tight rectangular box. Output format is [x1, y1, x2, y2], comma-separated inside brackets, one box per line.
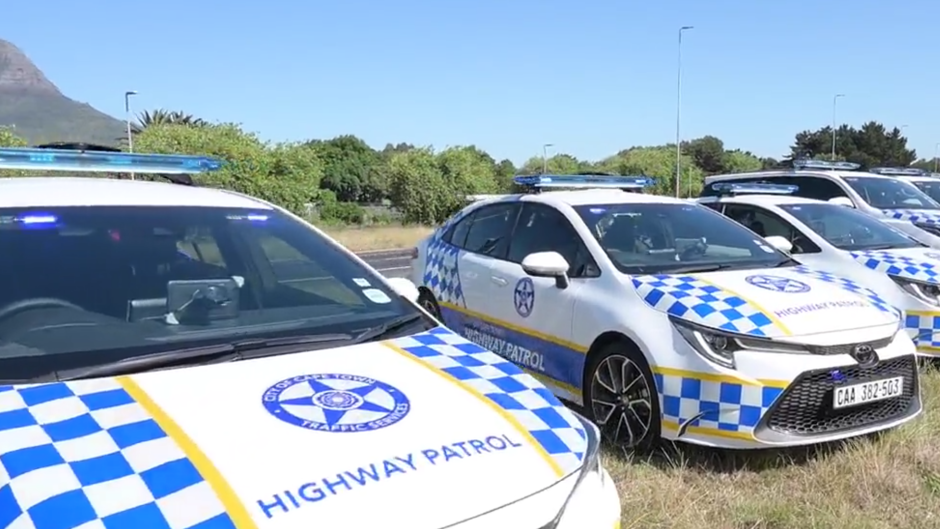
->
[322, 225, 433, 252]
[607, 365, 940, 529]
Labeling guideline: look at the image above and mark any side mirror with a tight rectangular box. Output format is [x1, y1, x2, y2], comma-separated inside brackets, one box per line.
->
[828, 197, 855, 208]
[764, 235, 793, 254]
[521, 251, 570, 289]
[385, 277, 420, 302]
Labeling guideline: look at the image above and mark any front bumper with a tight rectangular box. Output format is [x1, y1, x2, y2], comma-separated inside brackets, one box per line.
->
[657, 331, 922, 448]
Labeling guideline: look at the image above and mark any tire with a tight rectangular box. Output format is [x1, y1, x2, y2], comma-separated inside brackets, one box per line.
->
[417, 289, 443, 321]
[583, 340, 661, 449]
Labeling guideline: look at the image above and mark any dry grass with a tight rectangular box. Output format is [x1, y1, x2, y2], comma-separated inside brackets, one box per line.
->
[321, 225, 433, 252]
[607, 365, 940, 529]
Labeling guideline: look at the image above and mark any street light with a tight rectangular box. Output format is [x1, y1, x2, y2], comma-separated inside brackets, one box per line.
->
[831, 94, 845, 158]
[675, 25, 694, 198]
[935, 143, 939, 173]
[124, 91, 138, 180]
[542, 143, 554, 174]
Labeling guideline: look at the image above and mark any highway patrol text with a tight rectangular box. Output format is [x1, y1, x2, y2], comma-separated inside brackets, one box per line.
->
[463, 325, 545, 371]
[256, 433, 524, 518]
[774, 300, 867, 318]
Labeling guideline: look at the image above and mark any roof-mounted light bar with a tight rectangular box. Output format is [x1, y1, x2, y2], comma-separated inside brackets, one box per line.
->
[711, 183, 799, 196]
[513, 174, 654, 191]
[0, 147, 223, 174]
[868, 167, 928, 177]
[791, 159, 861, 171]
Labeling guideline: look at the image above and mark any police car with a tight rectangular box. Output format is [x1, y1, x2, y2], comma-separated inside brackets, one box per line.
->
[703, 159, 940, 242]
[410, 174, 922, 449]
[869, 167, 940, 203]
[699, 182, 940, 358]
[0, 149, 620, 529]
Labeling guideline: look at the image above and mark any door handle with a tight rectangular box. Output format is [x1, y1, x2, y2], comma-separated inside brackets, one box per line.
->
[491, 276, 508, 286]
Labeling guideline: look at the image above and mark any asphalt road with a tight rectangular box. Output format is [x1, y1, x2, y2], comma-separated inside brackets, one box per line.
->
[271, 249, 413, 282]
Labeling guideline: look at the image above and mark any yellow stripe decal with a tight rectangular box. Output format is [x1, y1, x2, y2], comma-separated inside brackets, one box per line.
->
[381, 340, 565, 477]
[652, 366, 790, 389]
[439, 301, 588, 353]
[116, 376, 259, 529]
[694, 276, 793, 336]
[906, 310, 940, 317]
[660, 421, 755, 441]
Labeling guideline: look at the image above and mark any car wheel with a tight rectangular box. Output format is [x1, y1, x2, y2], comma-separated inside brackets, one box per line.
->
[417, 289, 443, 321]
[584, 341, 660, 449]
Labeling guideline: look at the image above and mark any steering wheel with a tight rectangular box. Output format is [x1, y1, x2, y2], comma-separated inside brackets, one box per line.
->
[0, 298, 86, 324]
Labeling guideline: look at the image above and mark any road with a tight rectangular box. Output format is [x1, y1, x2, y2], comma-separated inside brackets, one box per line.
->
[271, 249, 413, 282]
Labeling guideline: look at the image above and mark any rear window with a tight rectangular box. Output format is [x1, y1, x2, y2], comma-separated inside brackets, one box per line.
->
[0, 206, 416, 377]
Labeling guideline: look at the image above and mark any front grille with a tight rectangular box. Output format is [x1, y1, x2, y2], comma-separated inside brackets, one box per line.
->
[756, 356, 919, 439]
[806, 336, 893, 356]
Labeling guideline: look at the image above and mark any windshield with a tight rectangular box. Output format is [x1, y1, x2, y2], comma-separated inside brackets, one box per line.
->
[844, 176, 940, 210]
[0, 206, 425, 379]
[779, 203, 921, 251]
[909, 180, 940, 203]
[574, 203, 791, 274]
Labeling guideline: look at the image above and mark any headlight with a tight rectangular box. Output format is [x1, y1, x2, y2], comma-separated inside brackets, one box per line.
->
[670, 316, 808, 368]
[547, 413, 607, 529]
[914, 222, 940, 237]
[891, 275, 940, 306]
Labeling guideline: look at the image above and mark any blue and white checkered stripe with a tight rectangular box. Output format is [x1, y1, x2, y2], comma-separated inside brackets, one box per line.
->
[631, 275, 782, 337]
[0, 379, 233, 529]
[654, 370, 785, 436]
[790, 266, 900, 317]
[422, 222, 466, 307]
[882, 209, 940, 226]
[391, 327, 587, 474]
[904, 312, 940, 354]
[849, 250, 940, 284]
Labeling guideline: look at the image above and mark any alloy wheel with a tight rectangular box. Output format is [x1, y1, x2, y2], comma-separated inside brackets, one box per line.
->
[590, 354, 655, 447]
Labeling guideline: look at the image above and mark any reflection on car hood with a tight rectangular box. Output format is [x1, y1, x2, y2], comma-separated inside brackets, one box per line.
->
[849, 246, 940, 285]
[882, 209, 940, 226]
[632, 267, 898, 338]
[0, 327, 587, 529]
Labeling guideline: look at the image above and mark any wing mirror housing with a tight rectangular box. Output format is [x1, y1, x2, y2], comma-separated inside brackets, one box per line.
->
[764, 235, 793, 254]
[521, 251, 570, 289]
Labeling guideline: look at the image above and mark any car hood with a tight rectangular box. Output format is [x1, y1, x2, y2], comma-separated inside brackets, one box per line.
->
[0, 327, 587, 529]
[631, 267, 898, 338]
[849, 246, 940, 285]
[881, 208, 940, 227]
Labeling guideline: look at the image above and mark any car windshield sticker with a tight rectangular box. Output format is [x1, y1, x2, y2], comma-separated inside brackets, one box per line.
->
[744, 275, 811, 293]
[513, 277, 535, 318]
[353, 278, 371, 287]
[262, 374, 411, 432]
[362, 288, 392, 304]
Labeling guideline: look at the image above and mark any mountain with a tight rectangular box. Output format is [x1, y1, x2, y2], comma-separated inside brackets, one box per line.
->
[0, 39, 126, 145]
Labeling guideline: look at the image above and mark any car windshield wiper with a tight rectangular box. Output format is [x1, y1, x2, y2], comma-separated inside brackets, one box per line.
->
[772, 257, 801, 267]
[51, 333, 356, 381]
[349, 312, 427, 345]
[658, 263, 735, 274]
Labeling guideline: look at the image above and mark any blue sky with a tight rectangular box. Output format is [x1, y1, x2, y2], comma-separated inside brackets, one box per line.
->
[4, 0, 938, 164]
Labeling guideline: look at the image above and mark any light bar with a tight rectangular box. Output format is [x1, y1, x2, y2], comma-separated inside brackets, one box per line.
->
[0, 148, 223, 174]
[791, 159, 861, 171]
[711, 183, 799, 196]
[512, 174, 654, 189]
[868, 167, 927, 176]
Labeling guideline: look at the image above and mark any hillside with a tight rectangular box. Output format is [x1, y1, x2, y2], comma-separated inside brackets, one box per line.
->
[0, 39, 126, 145]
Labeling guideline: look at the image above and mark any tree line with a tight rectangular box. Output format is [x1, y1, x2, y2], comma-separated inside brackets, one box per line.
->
[0, 112, 935, 226]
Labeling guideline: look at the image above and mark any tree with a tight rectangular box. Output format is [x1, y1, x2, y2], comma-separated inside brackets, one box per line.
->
[308, 135, 386, 202]
[0, 128, 28, 177]
[436, 146, 500, 212]
[132, 110, 207, 135]
[494, 159, 516, 192]
[790, 121, 916, 167]
[519, 153, 593, 175]
[596, 146, 704, 197]
[683, 136, 726, 174]
[388, 148, 449, 224]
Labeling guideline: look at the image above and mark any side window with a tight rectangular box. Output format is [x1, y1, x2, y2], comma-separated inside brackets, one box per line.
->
[463, 203, 520, 259]
[443, 212, 474, 248]
[795, 177, 848, 201]
[508, 203, 599, 278]
[723, 204, 820, 254]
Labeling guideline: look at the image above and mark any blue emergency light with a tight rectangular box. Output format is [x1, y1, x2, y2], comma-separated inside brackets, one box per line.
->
[868, 167, 927, 176]
[711, 183, 799, 196]
[513, 174, 654, 190]
[791, 159, 861, 171]
[0, 148, 223, 174]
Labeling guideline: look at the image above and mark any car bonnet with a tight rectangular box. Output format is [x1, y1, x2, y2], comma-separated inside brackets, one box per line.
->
[0, 327, 587, 529]
[631, 267, 898, 338]
[848, 246, 940, 285]
[881, 208, 940, 226]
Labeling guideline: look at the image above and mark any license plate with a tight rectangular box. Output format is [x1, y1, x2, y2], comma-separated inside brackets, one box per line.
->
[833, 377, 904, 409]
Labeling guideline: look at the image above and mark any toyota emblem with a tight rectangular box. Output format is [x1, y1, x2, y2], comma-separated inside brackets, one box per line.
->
[850, 344, 878, 367]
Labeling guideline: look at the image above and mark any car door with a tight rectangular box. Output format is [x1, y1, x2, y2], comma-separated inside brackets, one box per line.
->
[437, 201, 521, 330]
[482, 202, 599, 398]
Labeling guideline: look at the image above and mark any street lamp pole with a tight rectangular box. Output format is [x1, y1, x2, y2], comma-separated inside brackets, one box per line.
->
[542, 143, 553, 174]
[675, 25, 694, 198]
[935, 143, 939, 173]
[124, 91, 138, 180]
[831, 94, 845, 159]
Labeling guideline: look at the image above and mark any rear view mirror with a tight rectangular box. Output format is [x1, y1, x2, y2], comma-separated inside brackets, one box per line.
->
[764, 236, 793, 254]
[521, 251, 570, 289]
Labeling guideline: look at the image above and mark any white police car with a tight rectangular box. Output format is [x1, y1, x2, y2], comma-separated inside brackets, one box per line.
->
[699, 182, 940, 358]
[410, 174, 922, 449]
[0, 149, 620, 529]
[703, 160, 940, 241]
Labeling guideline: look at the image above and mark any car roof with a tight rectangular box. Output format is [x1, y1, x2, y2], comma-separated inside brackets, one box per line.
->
[705, 194, 829, 207]
[704, 170, 895, 183]
[469, 189, 691, 210]
[0, 177, 271, 209]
